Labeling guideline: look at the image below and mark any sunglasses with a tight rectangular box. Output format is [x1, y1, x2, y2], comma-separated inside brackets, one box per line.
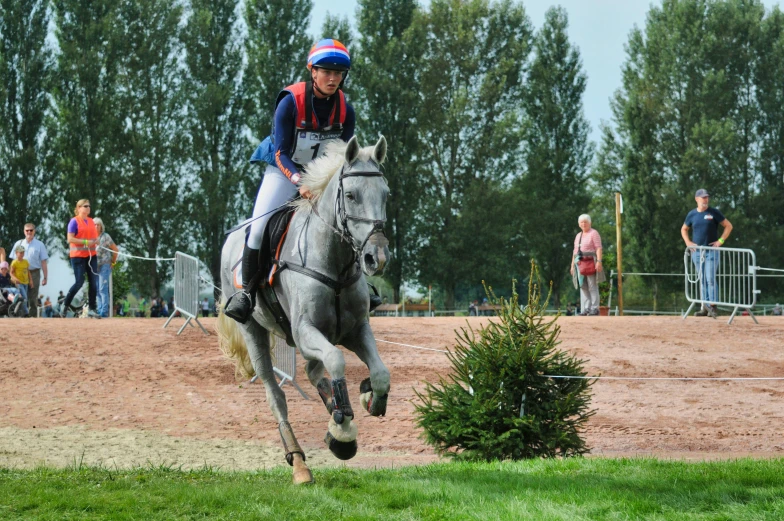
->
[24, 229, 34, 233]
[82, 205, 91, 208]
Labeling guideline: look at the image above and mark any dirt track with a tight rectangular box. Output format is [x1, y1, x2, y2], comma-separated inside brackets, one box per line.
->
[1, 316, 783, 470]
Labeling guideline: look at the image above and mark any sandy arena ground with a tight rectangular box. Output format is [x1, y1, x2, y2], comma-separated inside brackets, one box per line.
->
[1, 315, 783, 471]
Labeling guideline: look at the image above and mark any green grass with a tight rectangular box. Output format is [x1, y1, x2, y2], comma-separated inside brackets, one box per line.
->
[1, 458, 783, 520]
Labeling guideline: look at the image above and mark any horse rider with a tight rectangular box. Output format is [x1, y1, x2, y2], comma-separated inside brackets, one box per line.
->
[226, 39, 382, 323]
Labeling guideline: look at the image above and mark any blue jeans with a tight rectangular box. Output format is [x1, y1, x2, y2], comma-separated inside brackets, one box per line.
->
[691, 249, 719, 304]
[64, 256, 99, 312]
[7, 286, 29, 316]
[97, 263, 112, 317]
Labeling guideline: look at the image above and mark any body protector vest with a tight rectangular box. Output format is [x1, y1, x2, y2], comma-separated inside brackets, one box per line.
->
[251, 81, 347, 168]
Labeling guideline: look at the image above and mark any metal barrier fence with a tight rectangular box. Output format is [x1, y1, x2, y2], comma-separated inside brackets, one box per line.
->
[250, 333, 310, 400]
[163, 251, 209, 335]
[683, 245, 759, 324]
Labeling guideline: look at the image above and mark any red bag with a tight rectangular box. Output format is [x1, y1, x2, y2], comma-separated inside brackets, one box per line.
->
[578, 256, 596, 276]
[577, 232, 597, 276]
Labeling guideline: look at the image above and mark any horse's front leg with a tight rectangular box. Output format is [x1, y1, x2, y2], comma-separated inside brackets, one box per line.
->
[294, 322, 358, 460]
[240, 319, 313, 484]
[343, 321, 390, 417]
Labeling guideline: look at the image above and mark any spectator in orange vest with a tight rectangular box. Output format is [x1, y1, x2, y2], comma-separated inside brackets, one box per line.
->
[60, 199, 101, 319]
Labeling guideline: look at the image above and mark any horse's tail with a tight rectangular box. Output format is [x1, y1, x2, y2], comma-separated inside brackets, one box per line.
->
[216, 303, 255, 379]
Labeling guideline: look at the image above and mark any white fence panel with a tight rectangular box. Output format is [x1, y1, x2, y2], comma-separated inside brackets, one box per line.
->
[683, 245, 759, 324]
[163, 251, 209, 335]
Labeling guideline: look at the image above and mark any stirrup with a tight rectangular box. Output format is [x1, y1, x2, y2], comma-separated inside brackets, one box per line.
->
[369, 294, 383, 312]
[225, 290, 254, 324]
[368, 283, 383, 312]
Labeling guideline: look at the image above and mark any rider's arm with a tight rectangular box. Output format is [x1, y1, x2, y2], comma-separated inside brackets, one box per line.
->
[340, 103, 356, 142]
[273, 94, 302, 184]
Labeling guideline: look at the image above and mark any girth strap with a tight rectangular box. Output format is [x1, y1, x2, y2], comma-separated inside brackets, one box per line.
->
[275, 260, 362, 341]
[276, 260, 362, 291]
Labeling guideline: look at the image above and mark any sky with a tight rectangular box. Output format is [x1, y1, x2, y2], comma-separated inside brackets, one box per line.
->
[36, 0, 782, 305]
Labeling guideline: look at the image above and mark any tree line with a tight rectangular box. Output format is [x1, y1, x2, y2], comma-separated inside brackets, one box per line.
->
[2, 0, 781, 307]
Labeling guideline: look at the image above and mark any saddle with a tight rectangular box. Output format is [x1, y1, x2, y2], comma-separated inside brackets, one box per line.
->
[259, 207, 296, 286]
[233, 207, 295, 290]
[232, 207, 296, 345]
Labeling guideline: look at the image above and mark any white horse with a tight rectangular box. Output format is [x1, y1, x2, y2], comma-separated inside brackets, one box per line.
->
[217, 136, 391, 484]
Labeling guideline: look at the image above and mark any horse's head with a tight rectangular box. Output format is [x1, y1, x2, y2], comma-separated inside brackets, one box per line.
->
[338, 135, 391, 277]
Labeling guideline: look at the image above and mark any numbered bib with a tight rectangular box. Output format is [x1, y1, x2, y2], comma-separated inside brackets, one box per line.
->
[291, 130, 342, 166]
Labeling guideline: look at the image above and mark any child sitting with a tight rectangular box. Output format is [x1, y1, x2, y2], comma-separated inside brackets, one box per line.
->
[9, 246, 30, 317]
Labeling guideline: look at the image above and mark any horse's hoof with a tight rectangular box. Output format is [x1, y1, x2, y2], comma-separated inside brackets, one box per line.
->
[325, 416, 358, 460]
[325, 432, 358, 460]
[369, 393, 388, 417]
[293, 468, 315, 485]
[291, 454, 315, 485]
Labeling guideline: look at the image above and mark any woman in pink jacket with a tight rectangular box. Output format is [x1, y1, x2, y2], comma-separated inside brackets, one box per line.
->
[570, 214, 605, 316]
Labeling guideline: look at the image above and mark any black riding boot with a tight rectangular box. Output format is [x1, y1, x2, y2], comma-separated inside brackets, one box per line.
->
[225, 244, 259, 324]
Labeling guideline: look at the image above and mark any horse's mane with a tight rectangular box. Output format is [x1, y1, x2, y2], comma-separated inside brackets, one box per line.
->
[290, 140, 380, 213]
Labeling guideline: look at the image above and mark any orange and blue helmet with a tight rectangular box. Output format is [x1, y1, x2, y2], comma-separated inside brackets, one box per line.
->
[307, 39, 351, 71]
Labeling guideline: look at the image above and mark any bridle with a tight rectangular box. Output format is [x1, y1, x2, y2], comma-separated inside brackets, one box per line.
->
[331, 164, 388, 258]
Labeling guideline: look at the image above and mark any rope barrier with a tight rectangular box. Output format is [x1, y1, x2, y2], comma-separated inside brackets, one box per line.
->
[96, 244, 175, 262]
[374, 338, 450, 353]
[544, 375, 784, 381]
[756, 266, 784, 273]
[374, 338, 784, 381]
[199, 276, 222, 295]
[620, 272, 682, 277]
[618, 270, 784, 277]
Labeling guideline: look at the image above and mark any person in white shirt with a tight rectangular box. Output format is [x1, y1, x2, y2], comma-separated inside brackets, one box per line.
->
[11, 223, 49, 317]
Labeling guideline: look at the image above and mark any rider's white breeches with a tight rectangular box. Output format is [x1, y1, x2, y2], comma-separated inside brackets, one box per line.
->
[247, 165, 299, 250]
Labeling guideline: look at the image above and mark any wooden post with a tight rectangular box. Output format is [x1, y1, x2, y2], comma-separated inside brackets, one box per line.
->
[109, 271, 113, 318]
[615, 192, 624, 316]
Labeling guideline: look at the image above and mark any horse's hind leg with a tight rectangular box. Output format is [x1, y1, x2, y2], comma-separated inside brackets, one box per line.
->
[241, 319, 313, 484]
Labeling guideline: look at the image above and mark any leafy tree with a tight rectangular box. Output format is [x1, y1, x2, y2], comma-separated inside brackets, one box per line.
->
[114, 0, 188, 296]
[0, 0, 52, 243]
[754, 6, 784, 298]
[321, 13, 353, 48]
[243, 0, 313, 142]
[409, 0, 533, 309]
[593, 0, 769, 308]
[49, 0, 126, 249]
[181, 0, 250, 300]
[414, 262, 595, 460]
[514, 6, 592, 306]
[353, 0, 422, 302]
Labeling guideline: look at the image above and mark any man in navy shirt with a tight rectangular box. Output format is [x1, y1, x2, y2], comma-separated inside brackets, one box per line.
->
[681, 188, 733, 317]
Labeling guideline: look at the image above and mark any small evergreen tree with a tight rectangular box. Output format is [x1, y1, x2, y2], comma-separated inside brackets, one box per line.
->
[414, 261, 595, 461]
